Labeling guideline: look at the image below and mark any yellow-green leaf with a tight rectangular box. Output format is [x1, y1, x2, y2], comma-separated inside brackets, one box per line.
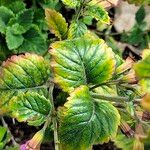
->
[10, 91, 51, 126]
[0, 53, 50, 115]
[60, 0, 80, 8]
[134, 53, 150, 93]
[84, 5, 110, 24]
[50, 37, 116, 92]
[45, 9, 68, 40]
[68, 21, 88, 39]
[59, 85, 120, 150]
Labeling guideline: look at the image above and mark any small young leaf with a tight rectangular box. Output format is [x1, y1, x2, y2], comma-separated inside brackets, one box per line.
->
[136, 6, 146, 24]
[18, 26, 47, 54]
[68, 21, 88, 39]
[60, 0, 80, 8]
[84, 5, 110, 24]
[0, 53, 50, 114]
[0, 6, 14, 34]
[59, 85, 120, 150]
[6, 26, 24, 50]
[50, 37, 116, 92]
[45, 9, 68, 40]
[82, 16, 93, 26]
[11, 92, 51, 126]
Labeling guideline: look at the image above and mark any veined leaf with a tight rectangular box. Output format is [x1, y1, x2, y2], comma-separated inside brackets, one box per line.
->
[6, 26, 24, 50]
[68, 21, 88, 39]
[45, 9, 68, 40]
[60, 0, 80, 8]
[59, 86, 120, 150]
[18, 26, 48, 55]
[84, 5, 110, 24]
[0, 6, 14, 34]
[0, 0, 26, 14]
[51, 37, 116, 92]
[12, 9, 34, 33]
[0, 126, 10, 149]
[0, 53, 50, 115]
[7, 1, 26, 14]
[10, 91, 51, 126]
[10, 23, 27, 35]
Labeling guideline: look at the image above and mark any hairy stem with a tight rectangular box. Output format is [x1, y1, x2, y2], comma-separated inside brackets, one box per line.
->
[49, 83, 59, 150]
[92, 93, 128, 102]
[74, 0, 86, 21]
[53, 116, 59, 150]
[90, 79, 122, 90]
[92, 93, 141, 104]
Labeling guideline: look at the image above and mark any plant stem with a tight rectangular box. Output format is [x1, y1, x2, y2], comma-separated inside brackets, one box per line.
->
[92, 93, 141, 104]
[92, 93, 128, 102]
[49, 83, 59, 150]
[74, 0, 85, 21]
[90, 79, 122, 90]
[53, 116, 59, 150]
[1, 117, 18, 146]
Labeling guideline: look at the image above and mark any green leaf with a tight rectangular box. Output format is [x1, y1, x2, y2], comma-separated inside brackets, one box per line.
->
[68, 21, 88, 39]
[0, 6, 14, 34]
[45, 9, 68, 40]
[82, 16, 93, 26]
[121, 24, 148, 49]
[51, 37, 116, 92]
[84, 5, 110, 24]
[0, 126, 10, 149]
[136, 6, 146, 24]
[8, 1, 26, 14]
[6, 26, 24, 50]
[114, 133, 134, 150]
[10, 91, 51, 126]
[0, 0, 26, 14]
[10, 23, 26, 35]
[60, 0, 80, 8]
[59, 85, 120, 150]
[18, 26, 48, 54]
[0, 53, 50, 115]
[14, 9, 34, 33]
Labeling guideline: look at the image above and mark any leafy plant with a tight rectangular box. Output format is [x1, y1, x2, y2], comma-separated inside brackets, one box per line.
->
[121, 5, 150, 49]
[0, 0, 150, 150]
